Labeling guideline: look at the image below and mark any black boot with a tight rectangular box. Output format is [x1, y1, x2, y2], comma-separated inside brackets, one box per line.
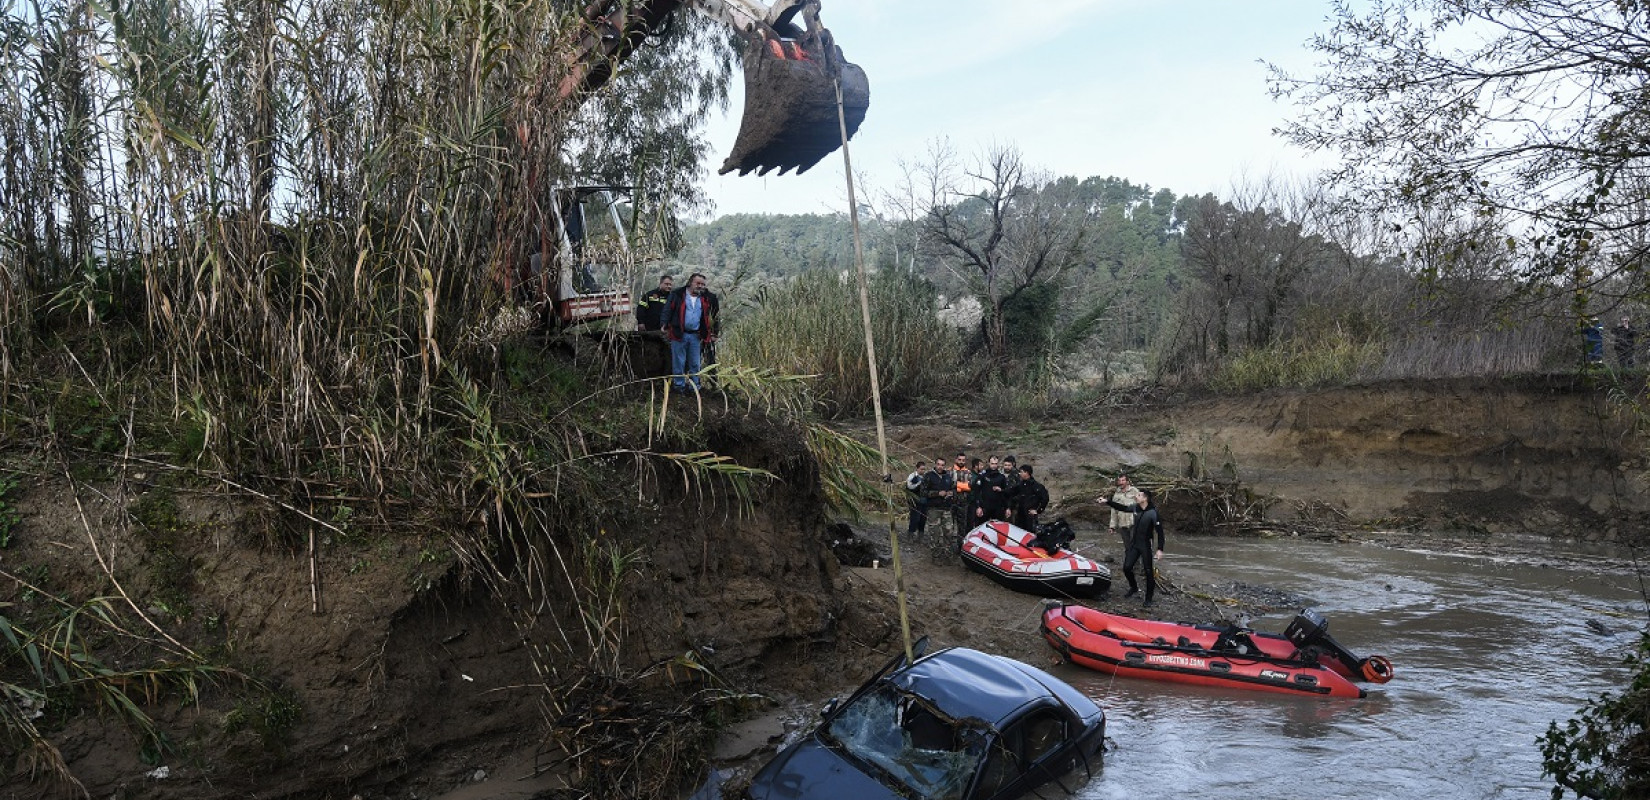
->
[1123, 586, 1138, 598]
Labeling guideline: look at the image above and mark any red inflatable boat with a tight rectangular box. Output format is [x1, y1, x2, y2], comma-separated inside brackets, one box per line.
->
[1041, 604, 1394, 699]
[961, 521, 1111, 599]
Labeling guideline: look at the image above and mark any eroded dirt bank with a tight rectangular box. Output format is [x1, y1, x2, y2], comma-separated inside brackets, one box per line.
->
[4, 410, 902, 800]
[879, 375, 1649, 544]
[1152, 376, 1649, 539]
[5, 376, 1645, 798]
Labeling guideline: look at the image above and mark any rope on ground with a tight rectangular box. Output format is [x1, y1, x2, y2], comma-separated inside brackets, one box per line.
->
[1010, 597, 1051, 634]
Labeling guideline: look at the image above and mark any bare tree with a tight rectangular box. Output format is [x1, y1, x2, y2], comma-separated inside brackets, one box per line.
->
[914, 140, 1085, 365]
[1179, 178, 1334, 357]
[1270, 0, 1650, 303]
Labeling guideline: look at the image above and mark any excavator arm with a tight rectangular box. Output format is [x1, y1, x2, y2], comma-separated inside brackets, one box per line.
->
[512, 1, 867, 336]
[558, 0, 869, 176]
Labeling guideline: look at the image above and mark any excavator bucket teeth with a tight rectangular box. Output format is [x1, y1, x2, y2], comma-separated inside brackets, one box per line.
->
[719, 39, 869, 177]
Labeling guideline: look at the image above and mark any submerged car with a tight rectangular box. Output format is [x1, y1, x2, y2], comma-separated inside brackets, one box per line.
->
[744, 641, 1106, 800]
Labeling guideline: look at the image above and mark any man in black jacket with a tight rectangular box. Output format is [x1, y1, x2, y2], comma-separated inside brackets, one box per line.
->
[1008, 464, 1048, 531]
[1103, 489, 1166, 607]
[924, 457, 955, 540]
[973, 456, 1009, 523]
[635, 274, 673, 331]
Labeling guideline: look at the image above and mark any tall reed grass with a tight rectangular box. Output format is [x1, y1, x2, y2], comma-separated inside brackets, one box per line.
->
[1210, 335, 1385, 392]
[722, 268, 966, 416]
[0, 2, 794, 793]
[0, 0, 600, 481]
[1372, 322, 1571, 379]
[1204, 319, 1574, 392]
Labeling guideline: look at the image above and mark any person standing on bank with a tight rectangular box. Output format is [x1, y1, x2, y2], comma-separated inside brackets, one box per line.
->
[967, 457, 987, 523]
[974, 456, 1009, 523]
[636, 273, 673, 331]
[950, 454, 974, 534]
[1103, 489, 1165, 608]
[1615, 316, 1637, 369]
[1102, 475, 1143, 545]
[662, 273, 719, 391]
[926, 457, 955, 539]
[1008, 464, 1048, 531]
[905, 461, 932, 539]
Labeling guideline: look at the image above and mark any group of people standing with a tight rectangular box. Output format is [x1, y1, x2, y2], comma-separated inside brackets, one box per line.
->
[904, 462, 1168, 609]
[905, 453, 1049, 541]
[636, 273, 721, 391]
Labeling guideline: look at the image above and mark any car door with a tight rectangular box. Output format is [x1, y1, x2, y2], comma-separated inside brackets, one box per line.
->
[969, 706, 1078, 800]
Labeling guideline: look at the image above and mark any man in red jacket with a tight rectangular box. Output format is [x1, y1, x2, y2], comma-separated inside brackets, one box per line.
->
[661, 273, 720, 391]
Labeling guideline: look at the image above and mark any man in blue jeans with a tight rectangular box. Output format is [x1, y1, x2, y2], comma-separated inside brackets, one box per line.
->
[662, 272, 719, 391]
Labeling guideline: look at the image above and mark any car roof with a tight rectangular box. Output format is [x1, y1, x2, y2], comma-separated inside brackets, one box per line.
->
[888, 647, 1067, 725]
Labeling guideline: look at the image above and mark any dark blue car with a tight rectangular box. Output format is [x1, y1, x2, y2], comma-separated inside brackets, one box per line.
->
[744, 643, 1106, 800]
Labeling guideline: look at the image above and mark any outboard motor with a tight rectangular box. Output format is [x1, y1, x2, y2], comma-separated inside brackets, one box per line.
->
[1283, 608, 1330, 648]
[1034, 518, 1077, 553]
[1284, 608, 1394, 684]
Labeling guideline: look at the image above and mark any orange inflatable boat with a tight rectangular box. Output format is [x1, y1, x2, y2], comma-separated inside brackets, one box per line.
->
[1041, 604, 1394, 699]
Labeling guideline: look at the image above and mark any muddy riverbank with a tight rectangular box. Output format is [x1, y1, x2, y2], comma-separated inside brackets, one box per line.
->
[5, 375, 1646, 798]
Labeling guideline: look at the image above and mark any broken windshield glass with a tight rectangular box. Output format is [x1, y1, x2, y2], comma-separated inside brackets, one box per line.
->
[825, 683, 991, 800]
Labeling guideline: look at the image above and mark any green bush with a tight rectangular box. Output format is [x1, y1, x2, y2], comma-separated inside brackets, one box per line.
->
[224, 685, 305, 756]
[1211, 334, 1385, 392]
[1541, 631, 1650, 799]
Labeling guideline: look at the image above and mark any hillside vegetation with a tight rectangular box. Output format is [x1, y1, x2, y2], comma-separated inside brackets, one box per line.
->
[678, 173, 1603, 406]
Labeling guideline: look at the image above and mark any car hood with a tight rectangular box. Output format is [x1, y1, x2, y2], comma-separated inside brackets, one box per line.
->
[745, 736, 899, 800]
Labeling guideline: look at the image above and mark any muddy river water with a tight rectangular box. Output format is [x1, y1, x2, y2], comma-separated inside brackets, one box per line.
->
[1066, 535, 1646, 799]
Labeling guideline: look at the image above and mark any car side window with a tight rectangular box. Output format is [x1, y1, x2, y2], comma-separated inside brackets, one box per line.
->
[1023, 711, 1067, 766]
[973, 709, 1071, 800]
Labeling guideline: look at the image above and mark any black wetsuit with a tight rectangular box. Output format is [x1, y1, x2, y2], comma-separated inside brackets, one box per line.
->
[1105, 499, 1165, 603]
[1009, 478, 1048, 531]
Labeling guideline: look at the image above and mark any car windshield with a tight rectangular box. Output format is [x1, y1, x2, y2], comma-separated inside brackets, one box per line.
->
[824, 682, 990, 800]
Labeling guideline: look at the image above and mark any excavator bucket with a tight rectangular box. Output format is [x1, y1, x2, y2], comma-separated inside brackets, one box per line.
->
[719, 30, 869, 176]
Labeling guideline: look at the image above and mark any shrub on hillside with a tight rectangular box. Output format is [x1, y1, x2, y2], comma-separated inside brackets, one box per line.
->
[1210, 335, 1385, 392]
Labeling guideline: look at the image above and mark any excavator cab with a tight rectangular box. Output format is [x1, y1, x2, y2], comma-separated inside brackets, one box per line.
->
[525, 186, 636, 328]
[519, 1, 869, 333]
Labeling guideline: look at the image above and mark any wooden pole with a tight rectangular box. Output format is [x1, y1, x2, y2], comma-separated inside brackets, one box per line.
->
[837, 78, 912, 664]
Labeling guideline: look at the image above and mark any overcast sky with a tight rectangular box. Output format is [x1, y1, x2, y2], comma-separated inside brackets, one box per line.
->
[695, 0, 1341, 219]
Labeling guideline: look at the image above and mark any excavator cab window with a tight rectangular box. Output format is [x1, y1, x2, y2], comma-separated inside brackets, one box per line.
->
[514, 185, 638, 329]
[550, 187, 631, 298]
